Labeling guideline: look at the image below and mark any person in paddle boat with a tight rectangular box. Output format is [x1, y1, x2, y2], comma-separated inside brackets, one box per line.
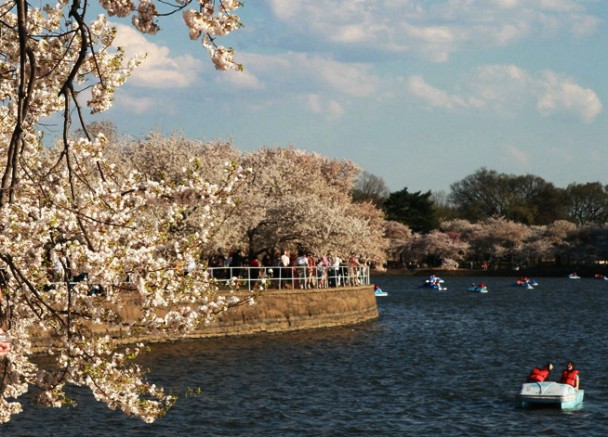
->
[560, 361, 580, 389]
[374, 284, 383, 293]
[527, 362, 553, 382]
[478, 282, 486, 289]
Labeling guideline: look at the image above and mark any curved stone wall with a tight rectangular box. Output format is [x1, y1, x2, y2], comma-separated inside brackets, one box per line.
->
[31, 286, 379, 351]
[126, 286, 379, 345]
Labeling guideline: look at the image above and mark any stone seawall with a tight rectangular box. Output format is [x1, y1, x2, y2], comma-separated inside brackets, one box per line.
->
[32, 286, 379, 351]
[126, 285, 379, 345]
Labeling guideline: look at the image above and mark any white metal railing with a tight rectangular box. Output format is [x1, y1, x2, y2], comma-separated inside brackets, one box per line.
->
[205, 265, 371, 292]
[42, 265, 371, 294]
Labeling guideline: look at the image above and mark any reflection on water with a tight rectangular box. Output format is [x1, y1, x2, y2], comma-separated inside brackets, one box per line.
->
[3, 276, 608, 436]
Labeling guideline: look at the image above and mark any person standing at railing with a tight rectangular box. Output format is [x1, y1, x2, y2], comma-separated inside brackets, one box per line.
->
[261, 254, 274, 286]
[249, 256, 261, 288]
[52, 252, 72, 282]
[210, 252, 226, 279]
[348, 254, 360, 286]
[230, 250, 244, 279]
[329, 253, 342, 287]
[295, 251, 308, 289]
[306, 253, 317, 289]
[280, 250, 291, 289]
[317, 255, 329, 288]
[184, 258, 197, 276]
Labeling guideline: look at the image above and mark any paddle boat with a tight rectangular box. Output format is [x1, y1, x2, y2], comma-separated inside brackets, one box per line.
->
[568, 273, 581, 279]
[373, 285, 388, 297]
[419, 276, 446, 291]
[466, 284, 488, 293]
[516, 381, 584, 410]
[594, 274, 608, 280]
[513, 277, 538, 288]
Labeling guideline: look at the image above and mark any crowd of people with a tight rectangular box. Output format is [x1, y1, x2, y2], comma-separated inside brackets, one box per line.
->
[32, 246, 371, 295]
[206, 248, 371, 290]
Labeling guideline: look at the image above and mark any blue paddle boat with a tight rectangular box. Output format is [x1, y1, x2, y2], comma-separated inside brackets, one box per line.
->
[513, 278, 538, 288]
[420, 276, 446, 291]
[516, 382, 584, 410]
[466, 285, 488, 293]
[374, 287, 388, 297]
[373, 285, 388, 297]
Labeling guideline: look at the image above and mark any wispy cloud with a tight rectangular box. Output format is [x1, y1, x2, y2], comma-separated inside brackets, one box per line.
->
[407, 76, 464, 109]
[407, 65, 602, 122]
[117, 94, 158, 114]
[113, 24, 204, 88]
[266, 0, 601, 62]
[231, 52, 381, 97]
[406, 75, 484, 109]
[215, 69, 264, 90]
[537, 71, 603, 123]
[504, 144, 529, 166]
[304, 94, 345, 119]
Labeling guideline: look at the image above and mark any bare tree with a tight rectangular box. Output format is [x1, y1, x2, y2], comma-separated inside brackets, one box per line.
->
[352, 171, 390, 206]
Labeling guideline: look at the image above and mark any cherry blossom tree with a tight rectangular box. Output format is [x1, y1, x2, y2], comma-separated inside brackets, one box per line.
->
[402, 230, 469, 269]
[383, 220, 412, 267]
[517, 221, 579, 266]
[101, 135, 390, 266]
[0, 0, 248, 423]
[235, 147, 388, 264]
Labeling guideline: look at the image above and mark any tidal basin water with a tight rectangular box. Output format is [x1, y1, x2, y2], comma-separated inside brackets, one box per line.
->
[5, 275, 608, 436]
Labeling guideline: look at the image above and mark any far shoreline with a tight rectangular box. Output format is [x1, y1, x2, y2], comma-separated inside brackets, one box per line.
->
[371, 266, 606, 278]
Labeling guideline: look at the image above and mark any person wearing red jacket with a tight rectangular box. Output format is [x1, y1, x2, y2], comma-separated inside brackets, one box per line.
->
[560, 361, 580, 389]
[527, 362, 553, 382]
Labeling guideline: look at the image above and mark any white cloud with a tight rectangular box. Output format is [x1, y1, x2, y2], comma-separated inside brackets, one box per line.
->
[266, 0, 600, 61]
[407, 75, 483, 109]
[493, 0, 521, 9]
[216, 69, 264, 90]
[537, 71, 603, 123]
[400, 22, 457, 62]
[117, 94, 157, 114]
[473, 65, 531, 114]
[568, 14, 602, 37]
[314, 59, 378, 97]
[114, 24, 204, 89]
[407, 76, 463, 108]
[407, 65, 602, 122]
[234, 51, 381, 98]
[504, 144, 529, 166]
[538, 0, 583, 13]
[305, 94, 344, 119]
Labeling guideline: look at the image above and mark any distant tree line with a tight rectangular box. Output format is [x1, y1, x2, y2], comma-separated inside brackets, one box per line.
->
[73, 127, 608, 271]
[352, 167, 608, 269]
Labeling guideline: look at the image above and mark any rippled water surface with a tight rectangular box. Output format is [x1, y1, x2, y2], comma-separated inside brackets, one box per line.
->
[5, 276, 608, 436]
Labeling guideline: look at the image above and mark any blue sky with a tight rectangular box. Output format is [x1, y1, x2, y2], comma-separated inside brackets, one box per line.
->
[102, 0, 607, 193]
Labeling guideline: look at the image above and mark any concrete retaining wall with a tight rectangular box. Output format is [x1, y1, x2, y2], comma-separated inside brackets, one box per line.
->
[32, 286, 379, 351]
[128, 286, 379, 344]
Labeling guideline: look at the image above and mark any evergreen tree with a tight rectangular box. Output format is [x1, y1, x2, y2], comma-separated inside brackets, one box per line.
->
[384, 188, 439, 233]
